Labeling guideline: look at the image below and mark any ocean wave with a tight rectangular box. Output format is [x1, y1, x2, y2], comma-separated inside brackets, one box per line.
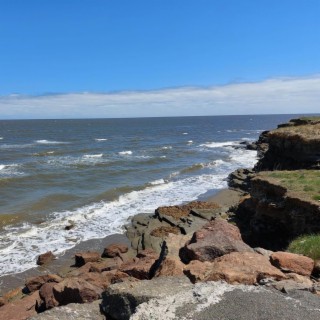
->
[0, 143, 34, 149]
[161, 146, 172, 150]
[0, 164, 24, 177]
[35, 140, 69, 145]
[118, 150, 132, 155]
[187, 140, 193, 144]
[83, 154, 103, 158]
[199, 141, 239, 148]
[0, 145, 257, 276]
[95, 138, 108, 141]
[182, 132, 188, 135]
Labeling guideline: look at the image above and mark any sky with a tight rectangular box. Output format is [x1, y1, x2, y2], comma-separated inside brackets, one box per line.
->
[0, 0, 319, 119]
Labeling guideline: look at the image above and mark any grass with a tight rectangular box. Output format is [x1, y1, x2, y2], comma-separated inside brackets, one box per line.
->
[270, 122, 320, 140]
[288, 234, 320, 260]
[259, 170, 320, 202]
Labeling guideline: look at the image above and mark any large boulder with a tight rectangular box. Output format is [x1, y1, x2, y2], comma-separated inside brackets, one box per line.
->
[74, 251, 101, 267]
[154, 256, 185, 277]
[119, 249, 158, 280]
[39, 282, 59, 310]
[52, 278, 102, 305]
[29, 300, 104, 320]
[181, 218, 253, 262]
[206, 252, 286, 285]
[184, 260, 214, 283]
[102, 278, 320, 320]
[101, 277, 192, 320]
[25, 274, 63, 293]
[270, 252, 315, 276]
[0, 291, 40, 320]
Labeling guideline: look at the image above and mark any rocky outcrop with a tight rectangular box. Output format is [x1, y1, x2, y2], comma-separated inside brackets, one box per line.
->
[25, 274, 62, 293]
[228, 168, 256, 192]
[29, 300, 104, 320]
[102, 244, 128, 258]
[101, 277, 320, 320]
[239, 174, 320, 249]
[74, 251, 101, 267]
[180, 218, 253, 263]
[255, 120, 320, 170]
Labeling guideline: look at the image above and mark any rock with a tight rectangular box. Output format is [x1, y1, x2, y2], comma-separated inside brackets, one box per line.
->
[39, 282, 59, 310]
[29, 300, 104, 320]
[52, 278, 102, 305]
[119, 249, 158, 280]
[165, 233, 190, 257]
[150, 226, 180, 237]
[25, 274, 63, 293]
[101, 277, 192, 320]
[228, 168, 255, 192]
[156, 201, 220, 221]
[184, 260, 213, 283]
[102, 244, 128, 258]
[270, 252, 314, 276]
[78, 270, 116, 290]
[37, 251, 55, 265]
[270, 279, 314, 293]
[74, 251, 101, 267]
[110, 271, 139, 284]
[89, 258, 123, 273]
[154, 256, 185, 277]
[286, 272, 314, 286]
[133, 281, 320, 320]
[312, 259, 320, 276]
[0, 297, 6, 307]
[206, 252, 286, 285]
[254, 247, 273, 258]
[180, 218, 253, 263]
[0, 291, 40, 320]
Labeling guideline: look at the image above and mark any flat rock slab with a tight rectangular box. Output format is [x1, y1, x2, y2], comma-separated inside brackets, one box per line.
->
[101, 277, 192, 320]
[29, 300, 104, 320]
[130, 281, 320, 320]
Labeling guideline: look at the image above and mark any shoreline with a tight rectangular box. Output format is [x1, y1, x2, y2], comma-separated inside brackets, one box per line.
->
[0, 187, 242, 296]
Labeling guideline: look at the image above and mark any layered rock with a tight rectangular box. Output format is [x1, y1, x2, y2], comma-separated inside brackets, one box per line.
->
[180, 218, 253, 263]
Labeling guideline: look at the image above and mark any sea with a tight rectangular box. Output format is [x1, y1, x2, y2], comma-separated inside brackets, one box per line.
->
[0, 114, 297, 276]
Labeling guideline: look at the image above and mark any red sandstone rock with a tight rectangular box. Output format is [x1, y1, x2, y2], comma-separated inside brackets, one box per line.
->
[89, 257, 123, 273]
[206, 252, 286, 285]
[78, 270, 116, 290]
[52, 278, 102, 305]
[102, 243, 128, 258]
[37, 251, 55, 265]
[184, 260, 214, 283]
[120, 249, 158, 280]
[39, 282, 59, 309]
[110, 271, 139, 284]
[0, 291, 40, 320]
[270, 252, 314, 277]
[25, 274, 63, 293]
[75, 251, 101, 267]
[154, 256, 185, 277]
[181, 218, 253, 262]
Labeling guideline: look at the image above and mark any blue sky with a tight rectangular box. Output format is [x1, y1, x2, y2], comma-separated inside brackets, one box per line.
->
[0, 0, 320, 118]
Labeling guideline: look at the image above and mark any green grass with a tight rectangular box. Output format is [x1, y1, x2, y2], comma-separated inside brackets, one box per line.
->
[271, 122, 320, 140]
[261, 170, 320, 202]
[288, 234, 320, 260]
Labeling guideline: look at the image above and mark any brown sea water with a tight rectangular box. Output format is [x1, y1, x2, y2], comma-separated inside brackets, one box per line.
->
[0, 115, 297, 276]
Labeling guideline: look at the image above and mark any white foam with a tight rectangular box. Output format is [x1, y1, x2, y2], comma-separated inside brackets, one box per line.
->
[161, 146, 172, 150]
[118, 150, 132, 155]
[199, 141, 239, 148]
[149, 179, 166, 186]
[0, 165, 6, 170]
[95, 138, 107, 141]
[187, 140, 193, 144]
[0, 164, 23, 177]
[36, 140, 68, 145]
[83, 154, 103, 158]
[182, 132, 188, 135]
[0, 137, 3, 140]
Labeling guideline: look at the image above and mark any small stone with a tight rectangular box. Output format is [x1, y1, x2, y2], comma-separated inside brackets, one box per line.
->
[37, 251, 55, 265]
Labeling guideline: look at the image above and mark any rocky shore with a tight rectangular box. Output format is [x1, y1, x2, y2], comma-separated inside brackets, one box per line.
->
[1, 116, 320, 320]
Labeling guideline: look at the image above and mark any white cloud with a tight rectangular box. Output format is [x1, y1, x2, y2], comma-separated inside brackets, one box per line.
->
[0, 75, 320, 119]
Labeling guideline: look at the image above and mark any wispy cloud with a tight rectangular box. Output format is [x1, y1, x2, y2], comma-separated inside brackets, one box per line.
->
[1, 75, 320, 119]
